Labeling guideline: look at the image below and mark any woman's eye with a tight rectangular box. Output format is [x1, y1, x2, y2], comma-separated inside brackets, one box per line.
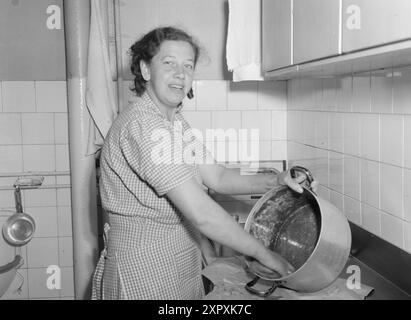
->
[185, 64, 193, 70]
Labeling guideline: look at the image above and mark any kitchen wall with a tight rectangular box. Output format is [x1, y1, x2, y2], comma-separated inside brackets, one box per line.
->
[0, 81, 74, 300]
[287, 68, 411, 254]
[123, 79, 288, 166]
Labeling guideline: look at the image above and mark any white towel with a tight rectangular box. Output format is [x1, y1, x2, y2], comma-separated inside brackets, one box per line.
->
[86, 0, 118, 155]
[226, 0, 264, 82]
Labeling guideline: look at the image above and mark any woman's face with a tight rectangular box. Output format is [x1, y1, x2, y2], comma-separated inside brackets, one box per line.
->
[141, 40, 195, 109]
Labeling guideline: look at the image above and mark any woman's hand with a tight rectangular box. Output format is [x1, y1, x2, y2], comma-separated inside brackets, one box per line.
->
[250, 250, 295, 278]
[276, 169, 319, 193]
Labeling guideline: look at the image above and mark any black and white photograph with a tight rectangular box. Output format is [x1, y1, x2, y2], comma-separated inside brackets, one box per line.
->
[0, 0, 410, 307]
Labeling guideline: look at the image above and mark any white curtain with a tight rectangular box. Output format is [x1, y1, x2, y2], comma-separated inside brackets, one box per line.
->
[86, 0, 118, 155]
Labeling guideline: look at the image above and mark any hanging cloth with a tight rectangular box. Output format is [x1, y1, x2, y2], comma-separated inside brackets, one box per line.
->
[226, 0, 264, 82]
[86, 0, 118, 155]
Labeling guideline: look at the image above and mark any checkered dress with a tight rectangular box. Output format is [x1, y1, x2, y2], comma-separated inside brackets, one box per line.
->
[91, 92, 211, 300]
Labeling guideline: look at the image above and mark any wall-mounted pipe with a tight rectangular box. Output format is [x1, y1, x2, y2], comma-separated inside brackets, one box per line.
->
[63, 0, 98, 300]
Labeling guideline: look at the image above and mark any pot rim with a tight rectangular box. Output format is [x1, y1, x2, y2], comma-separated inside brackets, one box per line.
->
[244, 185, 324, 281]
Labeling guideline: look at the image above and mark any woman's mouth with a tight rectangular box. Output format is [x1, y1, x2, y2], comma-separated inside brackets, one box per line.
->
[169, 84, 184, 91]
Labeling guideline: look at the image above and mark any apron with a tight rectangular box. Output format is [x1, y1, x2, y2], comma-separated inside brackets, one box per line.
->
[91, 215, 204, 300]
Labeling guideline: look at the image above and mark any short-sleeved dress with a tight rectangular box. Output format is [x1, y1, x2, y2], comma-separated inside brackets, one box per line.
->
[91, 92, 211, 300]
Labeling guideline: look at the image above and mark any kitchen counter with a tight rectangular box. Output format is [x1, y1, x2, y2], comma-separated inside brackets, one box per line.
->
[341, 256, 411, 300]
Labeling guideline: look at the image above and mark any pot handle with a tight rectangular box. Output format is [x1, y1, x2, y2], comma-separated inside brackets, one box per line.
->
[290, 166, 314, 192]
[245, 276, 281, 298]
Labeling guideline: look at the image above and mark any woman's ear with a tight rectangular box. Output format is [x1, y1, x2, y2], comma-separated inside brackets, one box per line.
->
[140, 60, 150, 81]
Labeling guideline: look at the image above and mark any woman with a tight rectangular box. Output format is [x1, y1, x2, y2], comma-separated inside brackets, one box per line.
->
[92, 26, 315, 300]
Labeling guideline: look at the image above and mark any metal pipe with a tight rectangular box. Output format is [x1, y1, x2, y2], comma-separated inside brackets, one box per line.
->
[0, 185, 71, 191]
[0, 171, 70, 178]
[63, 0, 98, 300]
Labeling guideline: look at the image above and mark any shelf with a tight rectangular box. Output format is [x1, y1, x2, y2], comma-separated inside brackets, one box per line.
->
[265, 39, 411, 80]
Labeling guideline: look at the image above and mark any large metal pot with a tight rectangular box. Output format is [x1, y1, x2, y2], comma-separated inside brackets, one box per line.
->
[244, 166, 351, 297]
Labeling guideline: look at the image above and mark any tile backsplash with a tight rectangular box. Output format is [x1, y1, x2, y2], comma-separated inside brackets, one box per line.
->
[123, 80, 288, 164]
[287, 68, 411, 254]
[2, 70, 409, 301]
[0, 80, 74, 300]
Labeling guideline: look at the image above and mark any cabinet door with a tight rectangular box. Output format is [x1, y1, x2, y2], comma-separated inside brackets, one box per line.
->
[343, 0, 411, 53]
[0, 0, 65, 80]
[262, 0, 292, 71]
[293, 0, 341, 64]
[119, 0, 229, 80]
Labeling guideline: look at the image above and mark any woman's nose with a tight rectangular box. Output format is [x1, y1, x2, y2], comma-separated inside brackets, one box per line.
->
[174, 65, 185, 79]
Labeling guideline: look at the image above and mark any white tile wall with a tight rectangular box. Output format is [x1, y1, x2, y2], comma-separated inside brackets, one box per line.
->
[196, 80, 227, 110]
[28, 207, 58, 238]
[371, 75, 392, 113]
[344, 196, 361, 226]
[27, 237, 59, 268]
[380, 164, 403, 219]
[287, 66, 411, 253]
[2, 81, 36, 112]
[344, 113, 360, 156]
[380, 114, 403, 167]
[57, 206, 73, 237]
[22, 113, 54, 144]
[329, 113, 344, 153]
[227, 82, 258, 110]
[405, 222, 411, 253]
[352, 76, 370, 112]
[329, 151, 343, 193]
[314, 112, 328, 149]
[0, 82, 2, 111]
[61, 267, 75, 297]
[57, 188, 71, 207]
[361, 203, 381, 236]
[360, 114, 379, 161]
[0, 114, 22, 144]
[336, 77, 352, 112]
[404, 169, 411, 223]
[258, 81, 287, 110]
[27, 268, 60, 298]
[330, 190, 344, 213]
[59, 237, 73, 267]
[380, 212, 404, 248]
[35, 81, 67, 113]
[54, 113, 69, 144]
[182, 111, 212, 137]
[23, 145, 56, 172]
[0, 146, 23, 173]
[344, 155, 360, 200]
[393, 68, 411, 114]
[404, 115, 411, 169]
[0, 80, 73, 300]
[360, 159, 380, 208]
[242, 111, 272, 141]
[55, 145, 70, 172]
[24, 189, 57, 208]
[271, 111, 287, 140]
[322, 78, 337, 111]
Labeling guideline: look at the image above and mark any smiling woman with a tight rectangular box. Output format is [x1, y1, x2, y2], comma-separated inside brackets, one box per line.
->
[91, 26, 312, 300]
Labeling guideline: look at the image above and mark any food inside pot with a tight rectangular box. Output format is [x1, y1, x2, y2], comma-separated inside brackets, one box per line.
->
[249, 188, 321, 274]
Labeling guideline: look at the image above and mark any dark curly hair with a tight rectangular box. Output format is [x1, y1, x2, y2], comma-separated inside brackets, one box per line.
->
[129, 26, 200, 98]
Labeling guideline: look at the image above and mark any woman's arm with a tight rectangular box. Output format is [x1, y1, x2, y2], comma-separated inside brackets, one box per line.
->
[166, 177, 294, 276]
[199, 164, 308, 195]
